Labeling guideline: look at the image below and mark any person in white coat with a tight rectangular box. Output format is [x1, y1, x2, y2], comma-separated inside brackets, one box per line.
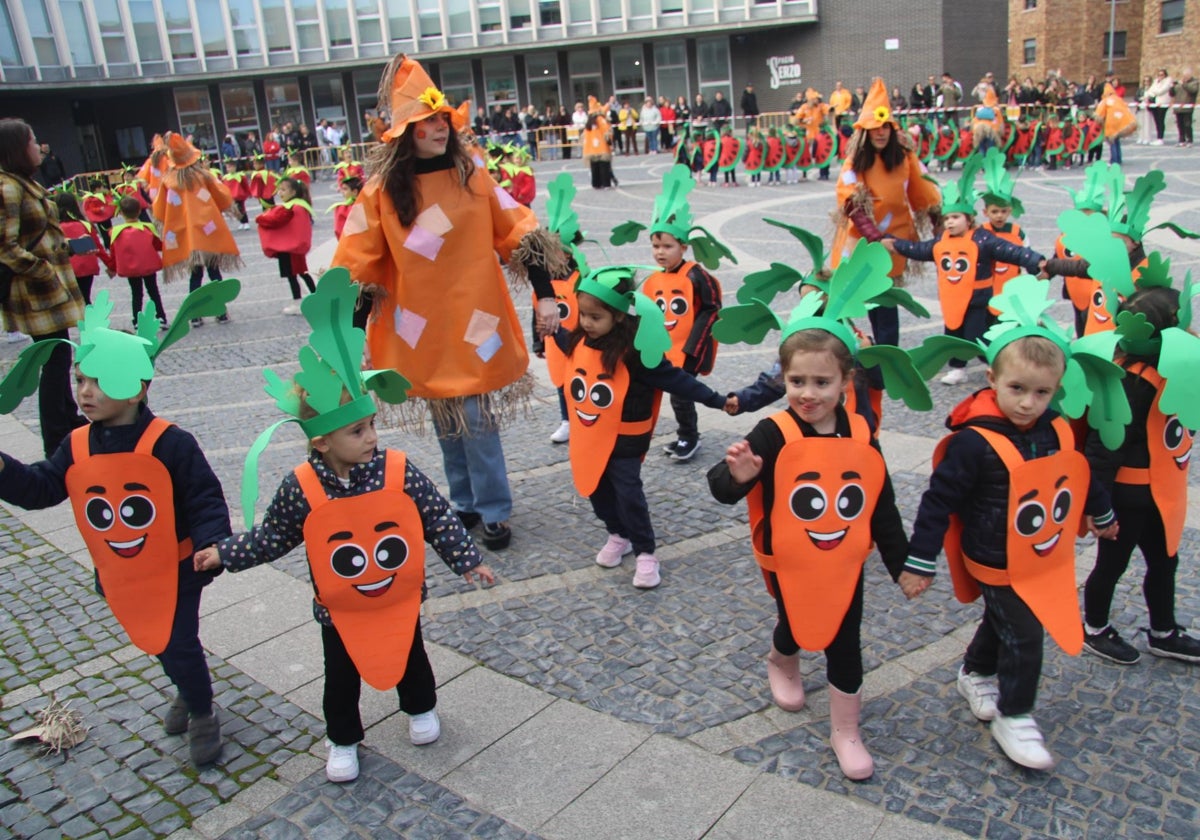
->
[1146, 68, 1174, 145]
[640, 98, 662, 154]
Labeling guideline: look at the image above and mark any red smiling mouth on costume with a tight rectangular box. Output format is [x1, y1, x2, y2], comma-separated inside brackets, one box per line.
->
[664, 320, 677, 330]
[1093, 312, 1110, 323]
[106, 535, 146, 558]
[807, 527, 847, 550]
[574, 408, 598, 427]
[1176, 450, 1191, 469]
[355, 576, 395, 597]
[1033, 530, 1061, 557]
[946, 274, 962, 283]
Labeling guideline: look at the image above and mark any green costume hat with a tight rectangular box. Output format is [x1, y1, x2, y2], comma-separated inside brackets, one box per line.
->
[710, 239, 932, 411]
[545, 172, 589, 276]
[574, 265, 672, 369]
[1057, 207, 1136, 328]
[1107, 168, 1199, 241]
[911, 275, 1132, 448]
[979, 147, 1024, 217]
[939, 151, 983, 216]
[241, 267, 412, 524]
[0, 282, 240, 413]
[1062, 160, 1111, 212]
[609, 164, 736, 270]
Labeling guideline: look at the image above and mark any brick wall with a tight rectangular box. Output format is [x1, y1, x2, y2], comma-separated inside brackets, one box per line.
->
[1139, 0, 1200, 80]
[1009, 0, 1146, 86]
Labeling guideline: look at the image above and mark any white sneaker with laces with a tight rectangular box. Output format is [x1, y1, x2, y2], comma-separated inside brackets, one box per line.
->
[5, 331, 28, 344]
[991, 713, 1053, 770]
[550, 420, 570, 444]
[956, 666, 999, 721]
[326, 742, 359, 782]
[409, 709, 441, 745]
[282, 303, 302, 315]
[632, 553, 661, 588]
[940, 367, 968, 385]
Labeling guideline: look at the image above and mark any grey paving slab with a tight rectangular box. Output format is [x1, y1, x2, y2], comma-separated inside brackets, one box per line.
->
[198, 582, 314, 659]
[540, 734, 756, 840]
[704, 772, 887, 839]
[443, 698, 648, 828]
[227, 624, 322, 695]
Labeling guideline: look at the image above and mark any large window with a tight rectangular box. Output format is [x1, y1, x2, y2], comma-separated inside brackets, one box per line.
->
[510, 0, 532, 30]
[221, 84, 260, 138]
[483, 56, 518, 107]
[566, 0, 591, 24]
[1101, 30, 1126, 60]
[611, 44, 645, 103]
[92, 0, 130, 64]
[1022, 38, 1035, 66]
[0, 2, 21, 67]
[227, 0, 261, 55]
[353, 68, 382, 130]
[417, 0, 442, 37]
[293, 0, 322, 52]
[1162, 0, 1184, 34]
[310, 74, 348, 124]
[654, 42, 688, 102]
[539, 0, 562, 25]
[127, 0, 163, 62]
[599, 0, 622, 20]
[325, 0, 353, 47]
[163, 0, 197, 59]
[196, 1, 228, 57]
[21, 0, 60, 65]
[385, 0, 412, 41]
[266, 79, 304, 130]
[59, 0, 96, 66]
[696, 36, 731, 102]
[448, 0, 475, 34]
[527, 54, 560, 110]
[260, 0, 292, 52]
[568, 48, 602, 105]
[356, 0, 383, 45]
[175, 88, 217, 151]
[439, 60, 475, 107]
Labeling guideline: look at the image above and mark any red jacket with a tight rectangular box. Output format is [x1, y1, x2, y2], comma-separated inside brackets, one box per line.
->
[262, 139, 282, 162]
[61, 219, 111, 277]
[110, 221, 163, 277]
[256, 199, 313, 257]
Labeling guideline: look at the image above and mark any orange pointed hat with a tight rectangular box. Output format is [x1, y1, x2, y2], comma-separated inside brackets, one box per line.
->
[164, 131, 201, 168]
[853, 78, 899, 131]
[452, 100, 472, 133]
[380, 55, 455, 142]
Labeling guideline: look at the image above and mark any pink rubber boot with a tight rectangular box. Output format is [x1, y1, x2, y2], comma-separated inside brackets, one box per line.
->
[829, 686, 874, 780]
[765, 645, 806, 711]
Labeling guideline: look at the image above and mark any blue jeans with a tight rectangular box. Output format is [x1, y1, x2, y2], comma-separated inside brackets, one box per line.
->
[645, 130, 659, 153]
[431, 394, 513, 523]
[1109, 138, 1123, 164]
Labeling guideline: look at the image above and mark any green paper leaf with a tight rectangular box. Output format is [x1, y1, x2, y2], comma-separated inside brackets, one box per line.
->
[763, 218, 826, 273]
[263, 368, 301, 417]
[297, 268, 367, 408]
[870, 287, 931, 319]
[651, 165, 696, 233]
[822, 239, 893, 322]
[1073, 353, 1133, 450]
[989, 274, 1057, 327]
[362, 369, 411, 405]
[909, 335, 982, 380]
[1180, 270, 1197, 331]
[1147, 220, 1200, 240]
[711, 301, 783, 345]
[0, 339, 73, 414]
[157, 279, 242, 357]
[631, 293, 672, 368]
[690, 235, 732, 270]
[545, 173, 580, 246]
[1134, 252, 1172, 289]
[76, 329, 155, 400]
[1114, 309, 1156, 348]
[1054, 358, 1092, 420]
[241, 419, 301, 527]
[293, 345, 342, 415]
[737, 263, 805, 305]
[1157, 328, 1200, 429]
[1120, 169, 1166, 240]
[609, 221, 647, 246]
[857, 345, 932, 411]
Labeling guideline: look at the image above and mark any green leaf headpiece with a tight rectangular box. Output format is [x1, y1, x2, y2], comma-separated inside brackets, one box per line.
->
[575, 265, 672, 369]
[979, 147, 1024, 217]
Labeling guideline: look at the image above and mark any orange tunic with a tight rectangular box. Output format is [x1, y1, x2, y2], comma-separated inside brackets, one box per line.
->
[332, 165, 539, 401]
[151, 168, 239, 281]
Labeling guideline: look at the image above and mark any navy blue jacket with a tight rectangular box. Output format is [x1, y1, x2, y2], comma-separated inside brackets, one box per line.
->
[891, 227, 1045, 284]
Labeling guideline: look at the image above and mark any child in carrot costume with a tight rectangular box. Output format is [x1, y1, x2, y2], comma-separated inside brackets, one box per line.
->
[0, 282, 240, 767]
[708, 239, 932, 781]
[978, 147, 1028, 301]
[194, 268, 492, 785]
[610, 164, 731, 462]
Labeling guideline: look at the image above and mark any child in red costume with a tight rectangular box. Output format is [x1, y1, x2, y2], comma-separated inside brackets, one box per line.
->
[331, 176, 361, 241]
[221, 158, 251, 231]
[256, 176, 315, 313]
[248, 156, 277, 208]
[284, 152, 312, 186]
[82, 179, 117, 228]
[111, 196, 168, 328]
[53, 191, 110, 306]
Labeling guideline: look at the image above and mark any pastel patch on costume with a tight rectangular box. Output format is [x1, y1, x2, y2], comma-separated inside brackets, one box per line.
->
[878, 212, 893, 232]
[196, 188, 211, 203]
[166, 189, 182, 206]
[464, 309, 501, 346]
[395, 307, 427, 349]
[494, 186, 520, 210]
[403, 225, 443, 261]
[342, 204, 369, 237]
[164, 231, 177, 250]
[841, 171, 858, 185]
[414, 204, 452, 236]
[476, 332, 502, 362]
[202, 220, 217, 236]
[149, 188, 159, 201]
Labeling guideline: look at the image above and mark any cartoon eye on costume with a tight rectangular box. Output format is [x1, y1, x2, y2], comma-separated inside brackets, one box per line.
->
[953, 258, 969, 273]
[119, 495, 155, 528]
[331, 543, 369, 578]
[654, 296, 668, 313]
[374, 535, 409, 571]
[669, 296, 689, 316]
[835, 484, 866, 520]
[569, 376, 587, 402]
[1051, 488, 1072, 524]
[86, 497, 116, 531]
[589, 382, 614, 408]
[557, 301, 571, 320]
[1092, 288, 1105, 309]
[789, 484, 828, 521]
[939, 256, 954, 271]
[1164, 416, 1186, 450]
[1015, 499, 1047, 536]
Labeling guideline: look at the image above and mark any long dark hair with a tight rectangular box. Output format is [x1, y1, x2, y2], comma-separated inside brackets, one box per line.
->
[53, 191, 85, 222]
[851, 124, 907, 174]
[0, 118, 36, 177]
[567, 278, 640, 374]
[1120, 286, 1181, 366]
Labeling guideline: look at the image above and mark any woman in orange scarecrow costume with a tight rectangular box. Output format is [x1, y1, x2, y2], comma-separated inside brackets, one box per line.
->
[332, 55, 569, 551]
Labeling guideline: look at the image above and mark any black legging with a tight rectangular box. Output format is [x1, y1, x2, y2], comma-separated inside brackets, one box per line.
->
[1084, 503, 1178, 632]
[32, 328, 85, 457]
[128, 274, 167, 324]
[772, 571, 865, 694]
[1151, 106, 1168, 140]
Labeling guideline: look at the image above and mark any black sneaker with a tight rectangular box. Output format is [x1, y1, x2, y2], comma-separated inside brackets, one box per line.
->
[216, 313, 230, 324]
[482, 521, 511, 550]
[669, 438, 701, 462]
[662, 439, 680, 456]
[455, 510, 481, 530]
[163, 693, 188, 735]
[190, 318, 204, 328]
[1083, 625, 1141, 665]
[1147, 627, 1200, 663]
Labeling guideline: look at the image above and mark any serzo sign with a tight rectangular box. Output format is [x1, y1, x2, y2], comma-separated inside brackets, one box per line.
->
[767, 56, 802, 90]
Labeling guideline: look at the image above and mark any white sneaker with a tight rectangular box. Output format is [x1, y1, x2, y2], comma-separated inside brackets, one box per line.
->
[991, 713, 1054, 770]
[326, 742, 359, 782]
[5, 331, 28, 343]
[940, 367, 968, 385]
[632, 553, 661, 588]
[1151, 139, 1165, 146]
[595, 533, 633, 567]
[409, 709, 441, 745]
[282, 303, 302, 315]
[550, 420, 570, 444]
[956, 666, 999, 721]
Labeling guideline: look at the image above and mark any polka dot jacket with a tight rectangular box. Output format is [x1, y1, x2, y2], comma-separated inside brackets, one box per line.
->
[216, 448, 483, 626]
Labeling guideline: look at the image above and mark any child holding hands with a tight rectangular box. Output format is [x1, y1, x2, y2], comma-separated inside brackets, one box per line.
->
[195, 269, 492, 785]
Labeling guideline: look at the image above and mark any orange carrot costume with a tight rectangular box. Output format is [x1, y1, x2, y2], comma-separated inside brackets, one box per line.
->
[1095, 83, 1137, 141]
[150, 133, 241, 283]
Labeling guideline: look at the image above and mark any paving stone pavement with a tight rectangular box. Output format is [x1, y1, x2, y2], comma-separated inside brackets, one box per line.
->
[2, 146, 1200, 839]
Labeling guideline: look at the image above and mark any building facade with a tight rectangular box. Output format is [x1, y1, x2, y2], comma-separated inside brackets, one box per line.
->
[0, 0, 1006, 175]
[1009, 0, 1199, 89]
